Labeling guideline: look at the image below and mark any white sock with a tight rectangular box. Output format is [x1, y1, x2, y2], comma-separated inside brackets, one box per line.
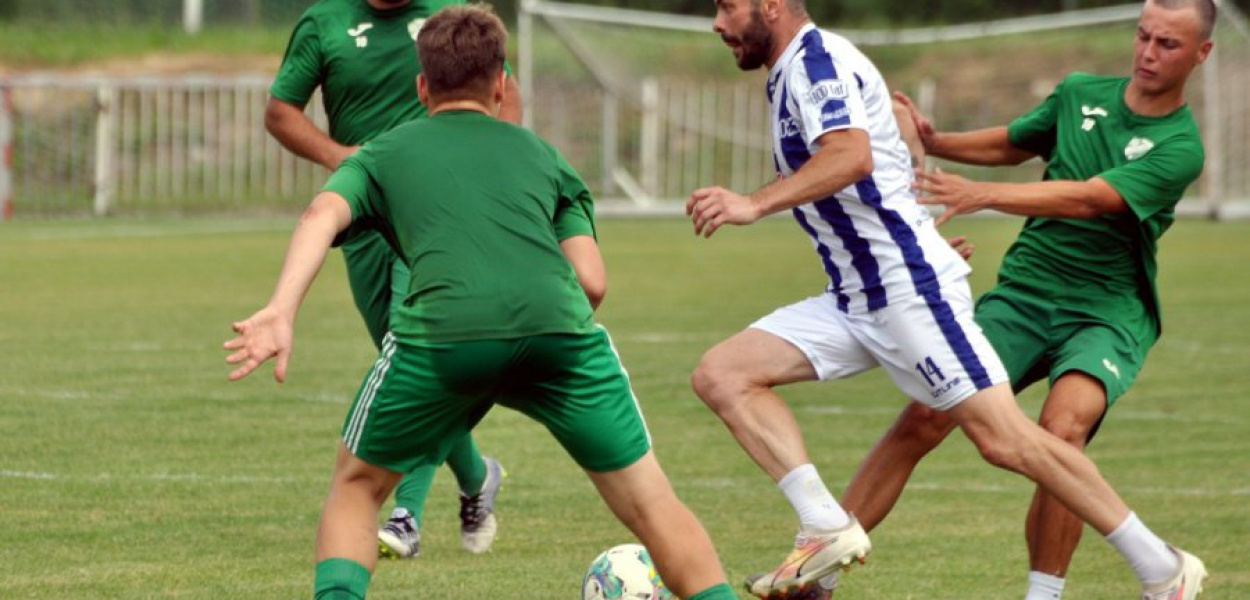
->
[1024, 571, 1065, 600]
[778, 464, 849, 531]
[1105, 512, 1179, 584]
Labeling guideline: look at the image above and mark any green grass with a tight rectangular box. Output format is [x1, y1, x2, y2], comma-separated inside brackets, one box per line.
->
[0, 24, 288, 68]
[1, 216, 1247, 599]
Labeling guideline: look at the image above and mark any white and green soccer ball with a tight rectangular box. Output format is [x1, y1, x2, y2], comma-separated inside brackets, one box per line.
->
[581, 543, 675, 600]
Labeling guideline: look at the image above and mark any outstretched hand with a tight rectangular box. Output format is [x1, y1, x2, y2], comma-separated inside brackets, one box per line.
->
[223, 306, 294, 383]
[892, 91, 937, 153]
[686, 186, 761, 238]
[914, 167, 986, 226]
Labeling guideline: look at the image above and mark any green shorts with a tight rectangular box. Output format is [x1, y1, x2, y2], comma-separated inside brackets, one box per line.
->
[974, 286, 1152, 410]
[341, 326, 652, 474]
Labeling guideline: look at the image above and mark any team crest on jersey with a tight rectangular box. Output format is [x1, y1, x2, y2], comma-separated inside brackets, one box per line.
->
[1124, 137, 1154, 160]
[808, 80, 848, 105]
[408, 18, 426, 40]
[349, 22, 373, 48]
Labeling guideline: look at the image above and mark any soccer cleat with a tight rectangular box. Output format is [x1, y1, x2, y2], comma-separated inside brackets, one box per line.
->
[744, 572, 838, 600]
[747, 517, 870, 600]
[1141, 547, 1207, 600]
[459, 456, 505, 554]
[377, 508, 421, 559]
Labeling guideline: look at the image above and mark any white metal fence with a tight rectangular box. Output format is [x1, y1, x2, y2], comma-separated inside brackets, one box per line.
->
[2, 3, 1248, 219]
[0, 73, 329, 217]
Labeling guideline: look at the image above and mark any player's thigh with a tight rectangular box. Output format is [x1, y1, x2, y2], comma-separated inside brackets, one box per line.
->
[500, 328, 652, 473]
[343, 335, 504, 475]
[1050, 323, 1145, 408]
[742, 293, 877, 383]
[863, 282, 1009, 411]
[975, 287, 1054, 391]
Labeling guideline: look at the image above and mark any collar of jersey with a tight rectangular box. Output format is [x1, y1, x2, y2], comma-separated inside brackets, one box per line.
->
[769, 22, 818, 84]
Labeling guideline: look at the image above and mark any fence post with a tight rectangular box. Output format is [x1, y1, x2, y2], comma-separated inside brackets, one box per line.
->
[183, 0, 204, 34]
[94, 84, 117, 217]
[601, 91, 618, 197]
[639, 77, 659, 198]
[1201, 45, 1222, 218]
[518, 0, 535, 130]
[0, 86, 12, 221]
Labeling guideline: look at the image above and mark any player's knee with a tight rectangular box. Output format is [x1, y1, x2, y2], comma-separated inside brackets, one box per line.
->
[1038, 412, 1093, 447]
[887, 402, 954, 452]
[973, 439, 1026, 472]
[965, 424, 1039, 473]
[690, 351, 744, 408]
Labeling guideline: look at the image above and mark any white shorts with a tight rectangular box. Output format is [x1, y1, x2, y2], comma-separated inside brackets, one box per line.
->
[750, 281, 1008, 411]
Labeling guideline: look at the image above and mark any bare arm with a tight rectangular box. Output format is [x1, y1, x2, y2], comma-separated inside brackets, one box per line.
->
[926, 127, 1036, 167]
[916, 169, 1128, 226]
[893, 91, 1035, 167]
[498, 75, 523, 126]
[892, 97, 926, 170]
[686, 128, 872, 237]
[223, 192, 353, 382]
[559, 235, 606, 309]
[264, 97, 359, 171]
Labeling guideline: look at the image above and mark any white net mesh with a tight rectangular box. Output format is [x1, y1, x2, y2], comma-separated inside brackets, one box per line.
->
[522, 1, 1250, 215]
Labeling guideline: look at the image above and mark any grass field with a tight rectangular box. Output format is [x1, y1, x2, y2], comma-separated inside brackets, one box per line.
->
[1, 216, 1247, 599]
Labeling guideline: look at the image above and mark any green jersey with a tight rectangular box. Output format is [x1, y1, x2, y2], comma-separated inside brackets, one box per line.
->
[269, 0, 462, 145]
[1003, 72, 1204, 341]
[324, 110, 597, 342]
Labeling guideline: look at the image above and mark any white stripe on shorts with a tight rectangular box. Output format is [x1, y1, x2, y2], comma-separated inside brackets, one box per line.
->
[596, 324, 653, 448]
[344, 332, 397, 452]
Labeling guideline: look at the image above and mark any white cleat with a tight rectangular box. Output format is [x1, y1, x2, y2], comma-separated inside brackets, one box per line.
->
[747, 517, 869, 600]
[1142, 547, 1207, 600]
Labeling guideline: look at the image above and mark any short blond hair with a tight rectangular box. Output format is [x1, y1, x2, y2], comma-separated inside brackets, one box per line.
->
[1149, 0, 1217, 39]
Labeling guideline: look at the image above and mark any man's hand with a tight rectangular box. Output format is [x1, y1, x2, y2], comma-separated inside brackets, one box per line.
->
[686, 186, 761, 238]
[892, 91, 937, 154]
[914, 168, 989, 226]
[223, 306, 294, 383]
[947, 235, 975, 261]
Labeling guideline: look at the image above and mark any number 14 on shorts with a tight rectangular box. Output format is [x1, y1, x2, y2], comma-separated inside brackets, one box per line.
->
[916, 356, 961, 398]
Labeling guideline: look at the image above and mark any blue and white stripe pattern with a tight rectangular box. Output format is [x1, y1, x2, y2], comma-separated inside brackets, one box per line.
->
[768, 24, 970, 315]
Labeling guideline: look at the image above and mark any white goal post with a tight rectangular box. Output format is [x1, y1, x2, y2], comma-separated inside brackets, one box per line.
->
[518, 0, 1249, 218]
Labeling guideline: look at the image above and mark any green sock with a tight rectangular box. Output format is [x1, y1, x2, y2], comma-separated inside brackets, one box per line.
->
[392, 464, 436, 526]
[445, 434, 486, 495]
[313, 558, 371, 600]
[686, 583, 737, 600]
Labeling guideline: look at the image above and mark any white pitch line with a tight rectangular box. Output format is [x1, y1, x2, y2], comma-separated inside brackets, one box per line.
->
[618, 332, 715, 344]
[798, 404, 1242, 424]
[0, 470, 312, 485]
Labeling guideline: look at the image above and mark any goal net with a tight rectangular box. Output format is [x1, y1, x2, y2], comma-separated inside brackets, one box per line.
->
[519, 0, 1250, 218]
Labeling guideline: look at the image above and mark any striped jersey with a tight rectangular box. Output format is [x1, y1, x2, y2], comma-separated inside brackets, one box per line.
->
[769, 24, 969, 313]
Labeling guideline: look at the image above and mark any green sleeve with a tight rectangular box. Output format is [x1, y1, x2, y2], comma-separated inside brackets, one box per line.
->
[1007, 77, 1068, 160]
[552, 150, 596, 241]
[1100, 138, 1203, 222]
[323, 151, 381, 222]
[269, 13, 323, 106]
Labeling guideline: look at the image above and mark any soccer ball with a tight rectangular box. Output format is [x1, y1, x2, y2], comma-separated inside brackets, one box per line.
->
[581, 543, 674, 600]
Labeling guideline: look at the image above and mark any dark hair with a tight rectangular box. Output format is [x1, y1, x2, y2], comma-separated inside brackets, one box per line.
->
[416, 4, 508, 103]
[1149, 0, 1218, 39]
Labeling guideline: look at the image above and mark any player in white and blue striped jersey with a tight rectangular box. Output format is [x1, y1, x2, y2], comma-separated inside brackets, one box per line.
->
[687, 0, 1203, 598]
